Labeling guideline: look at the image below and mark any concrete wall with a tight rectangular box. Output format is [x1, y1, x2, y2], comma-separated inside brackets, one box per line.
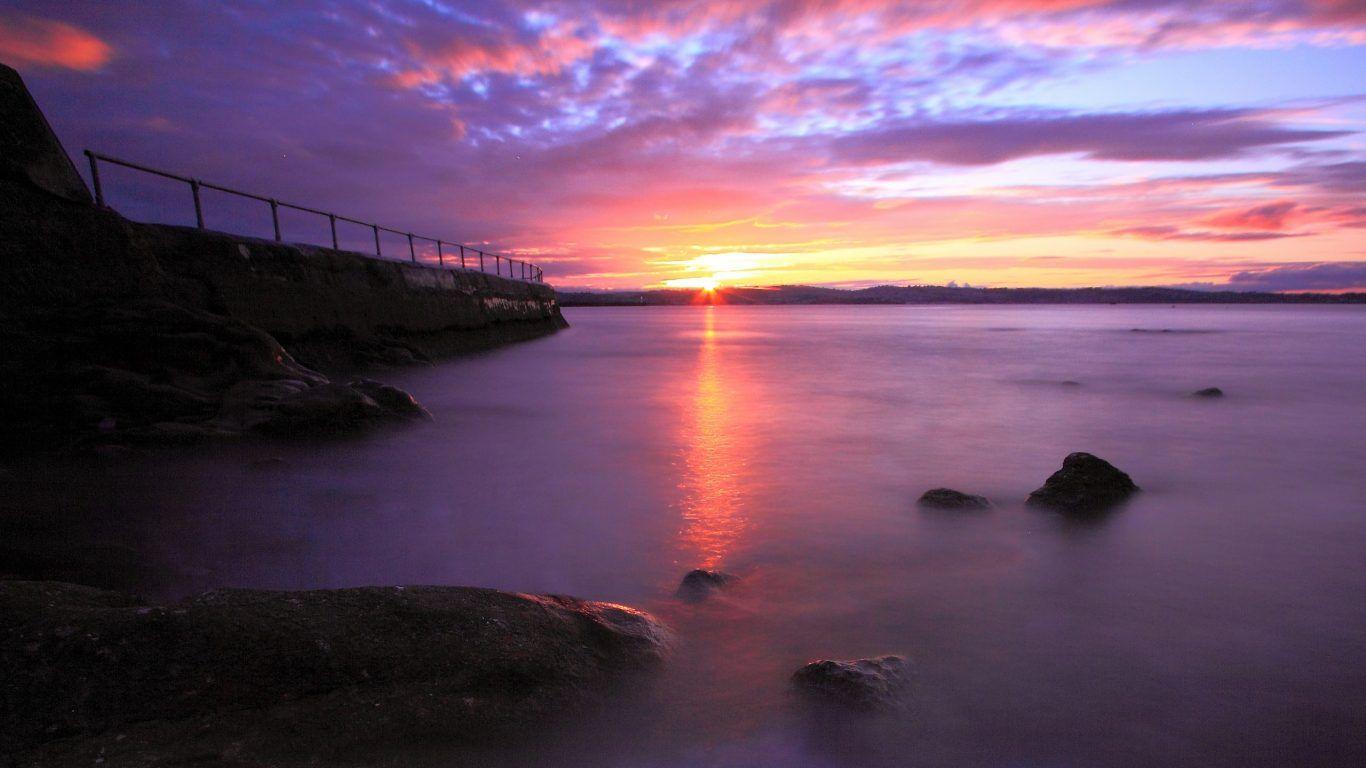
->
[142, 223, 566, 366]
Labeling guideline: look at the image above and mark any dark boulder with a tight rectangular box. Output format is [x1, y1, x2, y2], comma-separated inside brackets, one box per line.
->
[350, 378, 433, 420]
[253, 383, 386, 436]
[676, 569, 736, 602]
[1026, 452, 1139, 514]
[1192, 387, 1224, 398]
[791, 655, 911, 710]
[1, 581, 670, 763]
[917, 488, 992, 510]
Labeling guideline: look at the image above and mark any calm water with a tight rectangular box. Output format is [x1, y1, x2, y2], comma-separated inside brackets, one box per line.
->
[6, 305, 1366, 766]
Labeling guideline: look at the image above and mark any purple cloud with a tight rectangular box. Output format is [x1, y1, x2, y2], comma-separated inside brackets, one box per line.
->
[1113, 225, 1304, 242]
[1225, 262, 1366, 292]
[829, 109, 1352, 166]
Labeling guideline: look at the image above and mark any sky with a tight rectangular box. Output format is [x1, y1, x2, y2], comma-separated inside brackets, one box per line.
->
[2, 0, 1364, 291]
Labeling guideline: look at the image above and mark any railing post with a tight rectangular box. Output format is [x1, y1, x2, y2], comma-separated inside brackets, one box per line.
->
[373, 224, 381, 256]
[407, 233, 416, 263]
[459, 245, 466, 269]
[84, 150, 104, 207]
[436, 241, 444, 267]
[329, 214, 338, 249]
[269, 199, 281, 241]
[479, 250, 485, 272]
[189, 179, 204, 229]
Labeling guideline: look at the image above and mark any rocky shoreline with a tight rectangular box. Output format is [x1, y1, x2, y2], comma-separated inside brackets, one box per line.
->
[0, 581, 670, 765]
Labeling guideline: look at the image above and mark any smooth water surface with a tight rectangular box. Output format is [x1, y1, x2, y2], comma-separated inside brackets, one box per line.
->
[6, 305, 1366, 767]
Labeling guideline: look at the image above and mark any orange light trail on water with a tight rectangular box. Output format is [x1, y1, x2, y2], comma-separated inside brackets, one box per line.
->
[675, 307, 750, 569]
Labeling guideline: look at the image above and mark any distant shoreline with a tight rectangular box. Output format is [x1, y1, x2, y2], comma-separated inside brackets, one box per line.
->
[559, 285, 1366, 307]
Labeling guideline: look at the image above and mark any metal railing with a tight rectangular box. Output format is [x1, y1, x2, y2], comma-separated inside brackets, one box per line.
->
[83, 150, 544, 283]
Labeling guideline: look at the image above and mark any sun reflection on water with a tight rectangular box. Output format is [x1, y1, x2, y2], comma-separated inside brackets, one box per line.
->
[675, 307, 751, 569]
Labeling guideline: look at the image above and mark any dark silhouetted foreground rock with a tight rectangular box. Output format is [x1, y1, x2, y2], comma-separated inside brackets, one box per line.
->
[1192, 387, 1224, 398]
[1, 581, 670, 764]
[676, 569, 737, 602]
[917, 488, 992, 510]
[1026, 452, 1139, 514]
[2, 301, 430, 449]
[350, 378, 433, 420]
[791, 655, 911, 710]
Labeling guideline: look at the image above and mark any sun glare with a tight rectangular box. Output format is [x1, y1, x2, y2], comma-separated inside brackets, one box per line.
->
[663, 275, 722, 291]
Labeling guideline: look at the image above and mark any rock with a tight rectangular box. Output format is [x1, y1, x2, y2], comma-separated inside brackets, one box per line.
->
[791, 655, 911, 710]
[0, 64, 92, 203]
[349, 378, 432, 420]
[253, 383, 386, 436]
[676, 569, 737, 602]
[1192, 387, 1224, 398]
[917, 488, 992, 510]
[1026, 452, 1139, 514]
[0, 581, 670, 762]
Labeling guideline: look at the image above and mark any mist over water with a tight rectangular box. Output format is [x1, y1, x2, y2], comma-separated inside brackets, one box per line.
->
[7, 305, 1366, 766]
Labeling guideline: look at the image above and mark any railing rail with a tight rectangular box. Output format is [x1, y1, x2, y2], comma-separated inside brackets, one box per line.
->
[83, 150, 543, 283]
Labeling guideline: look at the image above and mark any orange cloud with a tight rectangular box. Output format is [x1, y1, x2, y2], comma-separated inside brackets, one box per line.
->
[1205, 200, 1301, 231]
[0, 13, 112, 71]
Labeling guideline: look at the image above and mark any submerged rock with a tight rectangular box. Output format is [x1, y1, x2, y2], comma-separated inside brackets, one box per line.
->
[676, 569, 737, 602]
[1192, 387, 1224, 398]
[917, 488, 992, 510]
[1026, 452, 1139, 514]
[0, 581, 670, 763]
[791, 655, 911, 710]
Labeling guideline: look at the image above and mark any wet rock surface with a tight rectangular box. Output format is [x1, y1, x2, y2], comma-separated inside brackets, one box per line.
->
[791, 655, 911, 710]
[0, 581, 670, 765]
[1026, 452, 1140, 514]
[676, 569, 737, 602]
[917, 488, 992, 510]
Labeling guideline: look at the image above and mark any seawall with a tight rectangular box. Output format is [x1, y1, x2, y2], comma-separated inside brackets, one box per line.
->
[144, 224, 567, 369]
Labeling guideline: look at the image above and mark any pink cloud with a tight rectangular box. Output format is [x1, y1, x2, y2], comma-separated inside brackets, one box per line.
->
[0, 12, 111, 71]
[1205, 200, 1301, 230]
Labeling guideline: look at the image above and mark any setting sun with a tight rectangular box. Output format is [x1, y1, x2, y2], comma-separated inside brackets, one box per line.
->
[663, 275, 722, 291]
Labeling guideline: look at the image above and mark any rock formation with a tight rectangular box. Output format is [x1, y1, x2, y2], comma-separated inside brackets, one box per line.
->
[676, 569, 737, 602]
[917, 488, 992, 510]
[1, 581, 670, 763]
[1026, 452, 1139, 514]
[791, 655, 911, 709]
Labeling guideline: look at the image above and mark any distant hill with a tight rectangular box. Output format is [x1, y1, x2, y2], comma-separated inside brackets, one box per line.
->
[559, 285, 1366, 306]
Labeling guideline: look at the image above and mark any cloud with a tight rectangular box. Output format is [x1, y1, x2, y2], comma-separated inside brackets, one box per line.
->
[0, 11, 111, 71]
[1225, 261, 1366, 292]
[829, 109, 1351, 166]
[1112, 225, 1304, 242]
[1205, 200, 1300, 230]
[10, 0, 1364, 288]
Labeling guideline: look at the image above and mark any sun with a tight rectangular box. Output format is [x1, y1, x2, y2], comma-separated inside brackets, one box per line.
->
[663, 275, 723, 291]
